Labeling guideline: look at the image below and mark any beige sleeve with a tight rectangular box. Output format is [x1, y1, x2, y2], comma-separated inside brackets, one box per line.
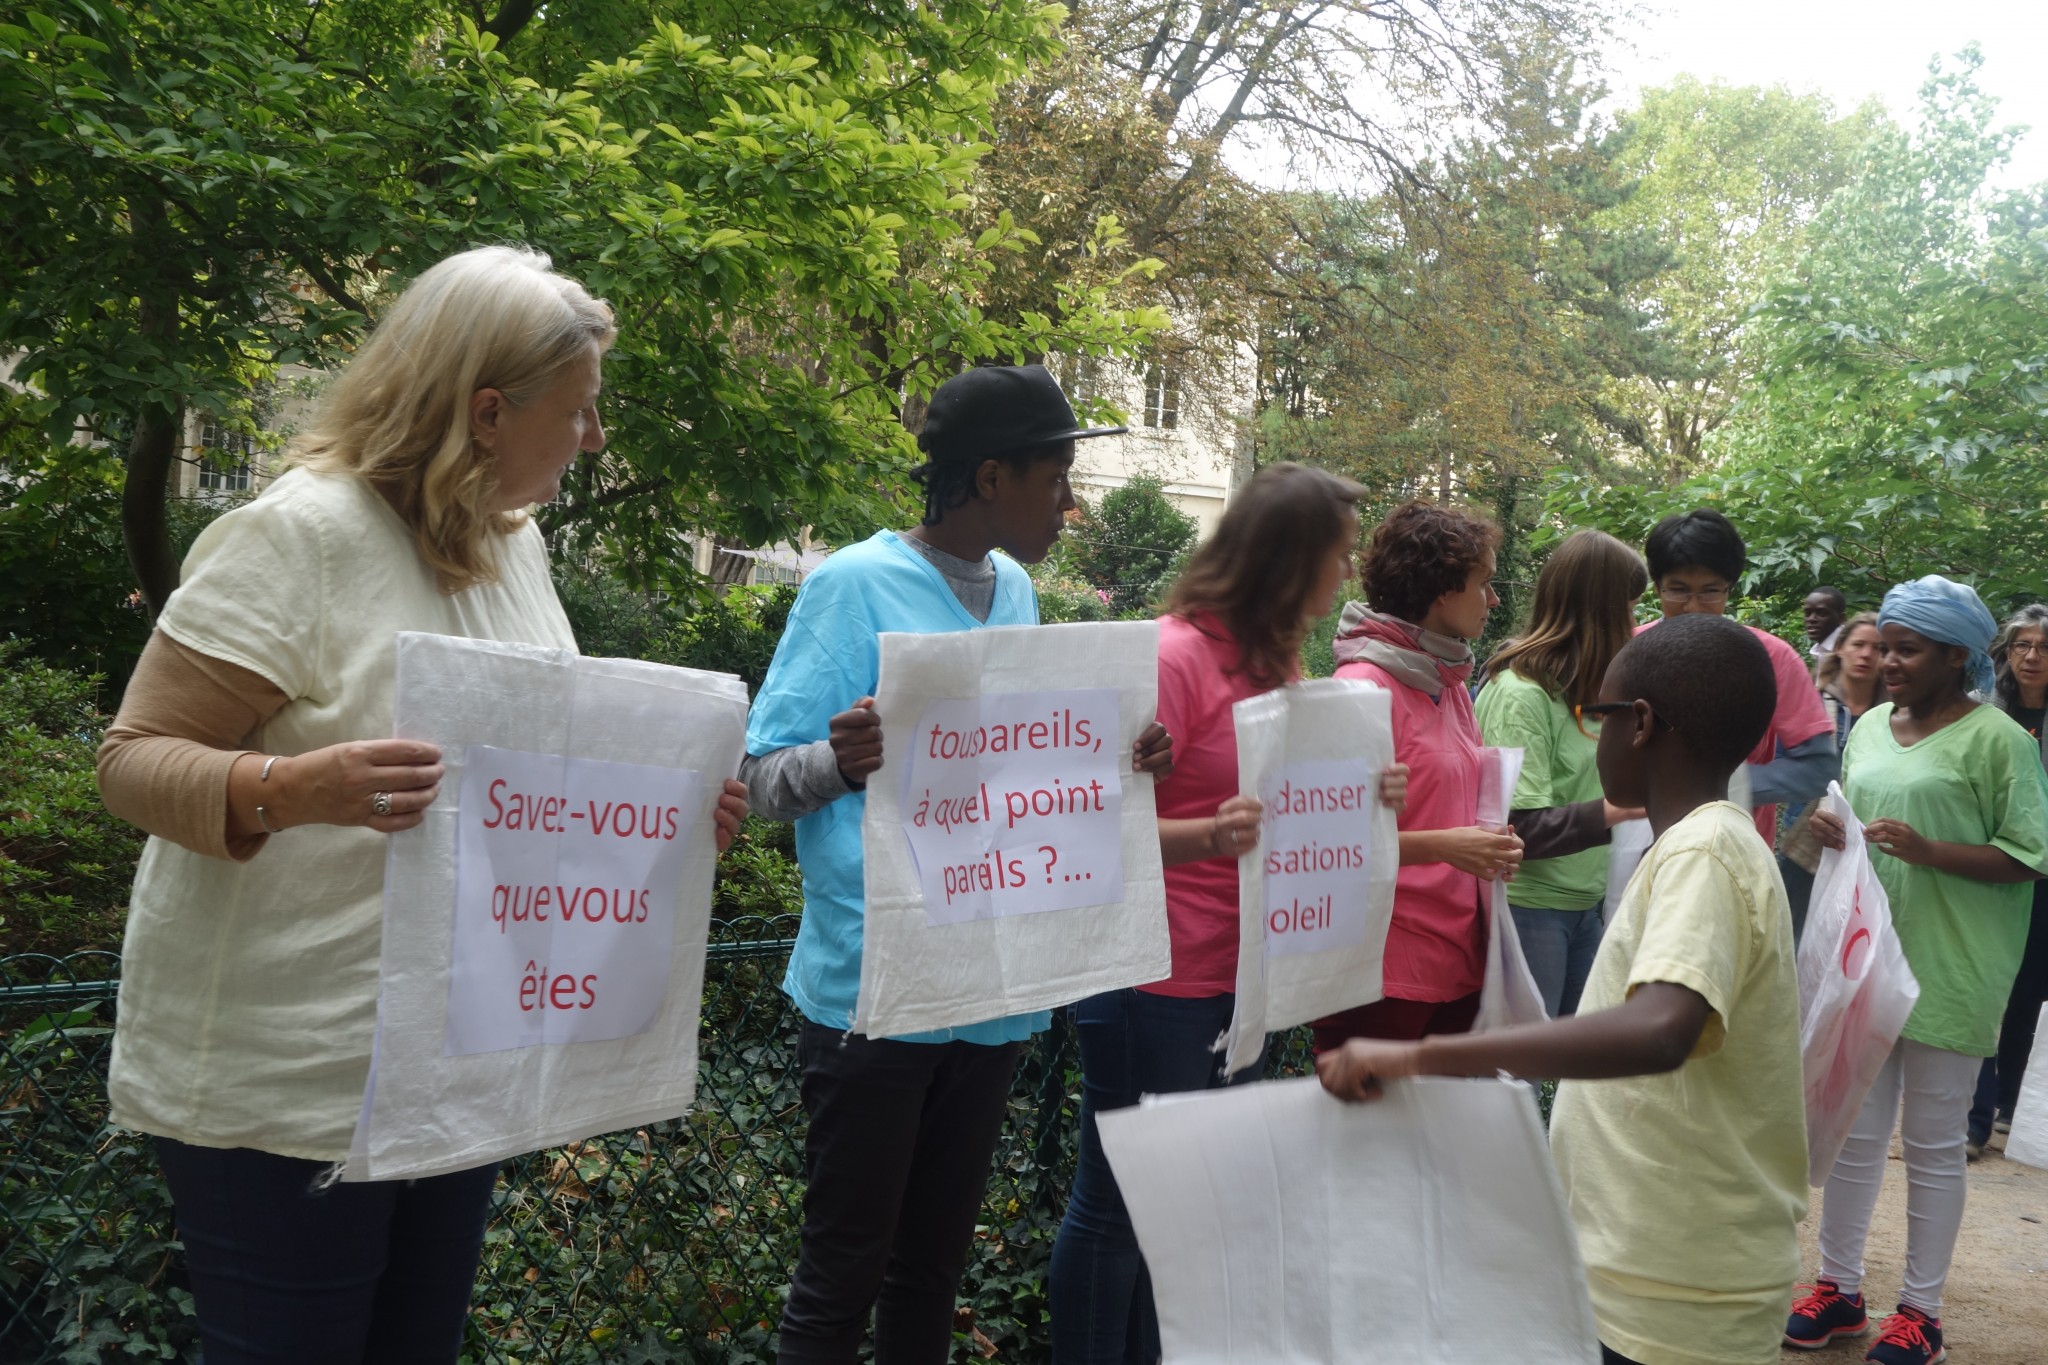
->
[97, 630, 291, 861]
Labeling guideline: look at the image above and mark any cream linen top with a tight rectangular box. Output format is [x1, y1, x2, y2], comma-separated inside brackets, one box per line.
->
[108, 469, 577, 1160]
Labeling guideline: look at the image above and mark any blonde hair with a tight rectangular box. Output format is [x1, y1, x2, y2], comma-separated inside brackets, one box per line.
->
[295, 246, 616, 592]
[1817, 611, 1883, 711]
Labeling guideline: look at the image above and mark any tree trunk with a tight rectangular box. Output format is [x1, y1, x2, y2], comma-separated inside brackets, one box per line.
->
[124, 286, 183, 617]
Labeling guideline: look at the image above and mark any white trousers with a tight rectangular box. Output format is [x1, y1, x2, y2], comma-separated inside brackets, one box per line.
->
[1817, 1038, 1980, 1316]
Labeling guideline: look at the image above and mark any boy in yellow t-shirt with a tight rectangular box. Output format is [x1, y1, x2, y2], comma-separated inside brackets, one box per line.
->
[1319, 612, 1807, 1365]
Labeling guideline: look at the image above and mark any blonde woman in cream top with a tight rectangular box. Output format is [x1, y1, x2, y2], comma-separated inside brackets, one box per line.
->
[96, 246, 748, 1365]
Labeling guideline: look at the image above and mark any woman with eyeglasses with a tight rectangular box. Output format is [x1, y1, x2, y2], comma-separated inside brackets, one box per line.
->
[1965, 604, 2048, 1157]
[1640, 510, 1838, 850]
[1473, 530, 1651, 1016]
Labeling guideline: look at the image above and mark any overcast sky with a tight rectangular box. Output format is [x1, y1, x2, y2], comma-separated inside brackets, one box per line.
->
[1606, 0, 2048, 189]
[1228, 0, 2047, 194]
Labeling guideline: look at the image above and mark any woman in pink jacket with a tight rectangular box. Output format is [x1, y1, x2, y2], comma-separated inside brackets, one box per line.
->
[1315, 501, 1530, 1049]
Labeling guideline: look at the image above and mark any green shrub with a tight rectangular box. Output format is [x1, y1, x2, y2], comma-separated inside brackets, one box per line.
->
[0, 644, 141, 957]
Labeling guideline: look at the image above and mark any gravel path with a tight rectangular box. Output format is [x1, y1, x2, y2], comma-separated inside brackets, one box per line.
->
[1789, 1130, 2048, 1362]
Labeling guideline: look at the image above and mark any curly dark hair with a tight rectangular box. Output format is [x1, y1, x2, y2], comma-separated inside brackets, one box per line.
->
[1359, 501, 1502, 624]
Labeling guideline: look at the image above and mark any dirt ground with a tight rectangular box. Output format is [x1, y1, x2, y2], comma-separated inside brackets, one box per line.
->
[1789, 1130, 2048, 1363]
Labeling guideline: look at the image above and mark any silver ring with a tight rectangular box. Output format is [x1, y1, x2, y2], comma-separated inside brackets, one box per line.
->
[371, 792, 394, 818]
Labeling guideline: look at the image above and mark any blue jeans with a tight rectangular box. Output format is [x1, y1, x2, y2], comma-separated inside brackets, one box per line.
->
[155, 1138, 498, 1365]
[1047, 989, 1264, 1365]
[1508, 902, 1605, 1017]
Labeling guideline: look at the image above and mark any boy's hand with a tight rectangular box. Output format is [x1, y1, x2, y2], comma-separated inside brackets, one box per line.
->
[1863, 818, 1930, 865]
[1809, 809, 1848, 851]
[1316, 1039, 1424, 1102]
[1378, 763, 1410, 812]
[713, 779, 749, 853]
[1438, 824, 1523, 881]
[830, 697, 883, 785]
[1133, 721, 1174, 777]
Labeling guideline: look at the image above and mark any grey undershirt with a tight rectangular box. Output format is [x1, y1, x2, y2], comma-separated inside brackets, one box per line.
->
[739, 532, 997, 822]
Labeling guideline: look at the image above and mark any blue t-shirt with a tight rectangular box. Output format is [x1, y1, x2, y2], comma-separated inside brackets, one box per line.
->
[745, 529, 1051, 1043]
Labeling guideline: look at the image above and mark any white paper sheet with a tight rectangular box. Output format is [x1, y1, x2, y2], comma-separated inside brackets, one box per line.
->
[854, 621, 1170, 1037]
[1097, 1076, 1602, 1365]
[1219, 680, 1400, 1076]
[346, 632, 747, 1180]
[2004, 1003, 2048, 1171]
[1473, 746, 1549, 1031]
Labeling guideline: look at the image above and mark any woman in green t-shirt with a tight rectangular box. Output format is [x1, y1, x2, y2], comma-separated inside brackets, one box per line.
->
[1474, 529, 1649, 1015]
[1789, 576, 2048, 1365]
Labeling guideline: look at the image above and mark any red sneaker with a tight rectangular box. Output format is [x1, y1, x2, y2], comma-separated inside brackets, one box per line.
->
[1784, 1279, 1868, 1349]
[1864, 1304, 1946, 1365]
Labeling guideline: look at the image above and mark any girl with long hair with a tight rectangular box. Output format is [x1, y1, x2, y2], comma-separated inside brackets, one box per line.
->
[1047, 463, 1407, 1365]
[1473, 529, 1649, 1016]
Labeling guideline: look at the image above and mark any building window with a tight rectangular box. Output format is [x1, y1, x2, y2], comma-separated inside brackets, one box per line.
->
[198, 422, 254, 493]
[1143, 362, 1181, 430]
[1064, 354, 1103, 406]
[753, 562, 802, 586]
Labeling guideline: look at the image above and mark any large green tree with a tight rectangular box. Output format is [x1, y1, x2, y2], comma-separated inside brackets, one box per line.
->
[1546, 48, 2048, 614]
[0, 0, 1162, 616]
[1597, 78, 1876, 483]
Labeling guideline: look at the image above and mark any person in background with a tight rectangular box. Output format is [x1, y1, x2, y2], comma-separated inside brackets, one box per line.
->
[95, 247, 751, 1365]
[1779, 612, 1884, 934]
[741, 364, 1171, 1365]
[1788, 577, 2048, 1365]
[1641, 510, 1838, 848]
[1048, 463, 1408, 1365]
[1966, 603, 2048, 1158]
[1473, 529, 1649, 1016]
[1321, 614, 1806, 1365]
[1807, 586, 1849, 667]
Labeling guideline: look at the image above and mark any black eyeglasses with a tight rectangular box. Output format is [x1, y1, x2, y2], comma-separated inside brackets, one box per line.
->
[1572, 700, 1677, 741]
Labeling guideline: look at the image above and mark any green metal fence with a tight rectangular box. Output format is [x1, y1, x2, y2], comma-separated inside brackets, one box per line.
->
[2, 922, 1313, 1364]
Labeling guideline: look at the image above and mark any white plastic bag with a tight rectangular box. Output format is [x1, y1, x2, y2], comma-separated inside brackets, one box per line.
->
[854, 621, 1170, 1037]
[348, 632, 748, 1180]
[1097, 1076, 1601, 1365]
[1796, 781, 1920, 1186]
[1217, 680, 1400, 1076]
[1473, 747, 1549, 1031]
[1998, 1003, 2048, 1170]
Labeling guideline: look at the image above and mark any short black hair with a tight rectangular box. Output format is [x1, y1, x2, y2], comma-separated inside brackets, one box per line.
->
[1614, 614, 1775, 772]
[1645, 508, 1746, 586]
[910, 442, 1066, 526]
[1810, 586, 1847, 610]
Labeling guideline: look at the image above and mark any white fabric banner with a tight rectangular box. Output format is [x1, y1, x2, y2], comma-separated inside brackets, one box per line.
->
[1473, 746, 1550, 1032]
[1218, 680, 1399, 1076]
[1797, 783, 1921, 1185]
[346, 632, 747, 1181]
[855, 621, 1169, 1038]
[2006, 1003, 2048, 1170]
[1097, 1076, 1602, 1365]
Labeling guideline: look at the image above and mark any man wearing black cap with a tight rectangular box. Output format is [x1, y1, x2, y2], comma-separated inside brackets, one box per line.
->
[742, 364, 1169, 1365]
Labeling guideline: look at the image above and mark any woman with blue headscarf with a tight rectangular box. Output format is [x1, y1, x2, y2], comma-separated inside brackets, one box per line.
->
[1787, 575, 2048, 1365]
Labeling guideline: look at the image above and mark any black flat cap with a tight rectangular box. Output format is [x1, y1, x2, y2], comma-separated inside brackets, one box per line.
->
[917, 363, 1127, 464]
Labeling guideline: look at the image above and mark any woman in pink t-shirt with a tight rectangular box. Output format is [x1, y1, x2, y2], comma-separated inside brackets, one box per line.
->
[1047, 464, 1407, 1365]
[1315, 501, 1529, 1049]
